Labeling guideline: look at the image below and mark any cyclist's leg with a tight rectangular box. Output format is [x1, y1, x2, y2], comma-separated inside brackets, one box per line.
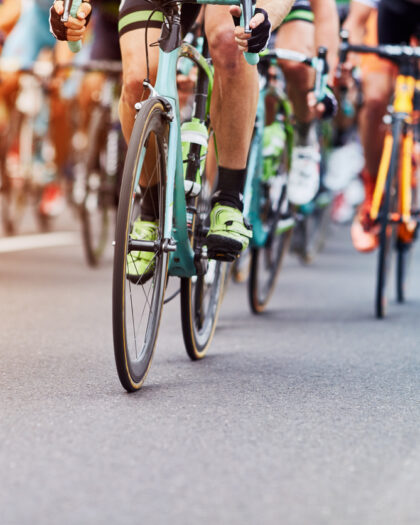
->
[118, 0, 163, 143]
[275, 19, 315, 125]
[117, 1, 167, 276]
[351, 10, 395, 252]
[203, 6, 256, 258]
[275, 12, 319, 206]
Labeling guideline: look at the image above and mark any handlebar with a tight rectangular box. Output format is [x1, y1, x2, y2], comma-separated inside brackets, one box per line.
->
[261, 46, 329, 103]
[339, 30, 420, 63]
[62, 0, 259, 65]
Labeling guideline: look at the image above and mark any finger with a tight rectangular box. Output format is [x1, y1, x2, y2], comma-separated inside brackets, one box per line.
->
[229, 5, 242, 18]
[316, 102, 326, 117]
[77, 1, 92, 20]
[249, 13, 265, 30]
[234, 27, 250, 39]
[54, 1, 64, 15]
[307, 91, 317, 107]
[235, 38, 248, 50]
[66, 27, 86, 39]
[64, 16, 86, 30]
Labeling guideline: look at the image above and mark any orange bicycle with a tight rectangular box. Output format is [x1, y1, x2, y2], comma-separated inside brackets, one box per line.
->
[340, 38, 420, 318]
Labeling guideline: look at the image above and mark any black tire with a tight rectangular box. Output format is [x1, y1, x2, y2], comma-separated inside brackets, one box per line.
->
[112, 98, 169, 391]
[249, 180, 292, 313]
[299, 195, 332, 264]
[376, 120, 402, 319]
[180, 177, 227, 360]
[396, 240, 412, 303]
[248, 115, 293, 313]
[80, 107, 112, 267]
[180, 261, 227, 360]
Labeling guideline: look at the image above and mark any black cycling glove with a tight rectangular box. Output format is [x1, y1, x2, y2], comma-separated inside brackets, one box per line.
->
[233, 8, 272, 54]
[49, 1, 92, 41]
[318, 85, 338, 120]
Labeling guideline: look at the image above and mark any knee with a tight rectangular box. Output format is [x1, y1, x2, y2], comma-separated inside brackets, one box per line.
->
[363, 91, 388, 120]
[208, 24, 242, 75]
[279, 60, 311, 90]
[121, 67, 157, 109]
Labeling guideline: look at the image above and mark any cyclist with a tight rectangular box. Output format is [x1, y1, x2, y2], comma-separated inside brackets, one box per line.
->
[0, 0, 77, 216]
[273, 0, 340, 206]
[50, 0, 295, 270]
[342, 0, 390, 251]
[347, 0, 420, 252]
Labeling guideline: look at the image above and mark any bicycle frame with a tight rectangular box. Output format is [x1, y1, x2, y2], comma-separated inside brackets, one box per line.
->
[338, 36, 420, 229]
[244, 48, 328, 248]
[127, 0, 259, 277]
[370, 73, 417, 227]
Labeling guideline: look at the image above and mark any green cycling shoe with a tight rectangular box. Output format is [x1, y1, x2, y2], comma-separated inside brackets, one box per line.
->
[126, 219, 158, 284]
[206, 204, 253, 262]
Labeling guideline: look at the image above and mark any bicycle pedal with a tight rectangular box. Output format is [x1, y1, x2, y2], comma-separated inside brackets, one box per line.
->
[207, 250, 239, 263]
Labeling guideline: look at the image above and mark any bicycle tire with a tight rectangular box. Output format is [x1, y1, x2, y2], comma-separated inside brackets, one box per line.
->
[80, 107, 112, 267]
[180, 166, 226, 360]
[112, 98, 169, 391]
[249, 182, 292, 313]
[299, 195, 332, 264]
[248, 112, 293, 313]
[376, 119, 402, 319]
[396, 241, 412, 303]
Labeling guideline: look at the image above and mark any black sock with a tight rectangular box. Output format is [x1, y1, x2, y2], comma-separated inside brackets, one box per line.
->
[140, 184, 160, 221]
[211, 167, 247, 212]
[295, 120, 316, 147]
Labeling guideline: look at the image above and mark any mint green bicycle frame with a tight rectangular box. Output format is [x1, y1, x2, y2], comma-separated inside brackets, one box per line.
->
[243, 48, 329, 247]
[129, 0, 258, 278]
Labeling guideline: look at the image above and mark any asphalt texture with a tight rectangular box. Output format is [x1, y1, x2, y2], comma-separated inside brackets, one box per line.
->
[1, 223, 420, 525]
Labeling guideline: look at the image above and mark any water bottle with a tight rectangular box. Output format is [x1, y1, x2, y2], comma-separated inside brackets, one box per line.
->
[181, 118, 208, 197]
[262, 120, 286, 181]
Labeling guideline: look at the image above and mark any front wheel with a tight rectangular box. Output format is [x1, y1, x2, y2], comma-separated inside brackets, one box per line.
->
[112, 98, 169, 391]
[376, 121, 402, 319]
[249, 157, 293, 313]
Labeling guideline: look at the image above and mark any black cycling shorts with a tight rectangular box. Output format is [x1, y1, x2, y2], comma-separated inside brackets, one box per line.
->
[91, 8, 121, 61]
[119, 0, 200, 37]
[378, 0, 420, 45]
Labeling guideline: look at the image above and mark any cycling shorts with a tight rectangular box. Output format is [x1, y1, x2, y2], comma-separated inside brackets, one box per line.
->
[91, 9, 121, 61]
[283, 0, 314, 24]
[1, 3, 55, 70]
[378, 0, 420, 45]
[119, 0, 200, 37]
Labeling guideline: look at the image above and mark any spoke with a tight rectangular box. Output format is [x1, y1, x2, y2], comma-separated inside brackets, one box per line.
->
[127, 280, 139, 358]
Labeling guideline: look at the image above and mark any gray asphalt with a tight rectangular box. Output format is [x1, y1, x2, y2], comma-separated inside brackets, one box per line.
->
[1, 224, 420, 525]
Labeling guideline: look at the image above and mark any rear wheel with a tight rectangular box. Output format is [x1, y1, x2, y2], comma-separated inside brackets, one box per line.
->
[112, 99, 169, 391]
[181, 178, 227, 360]
[80, 107, 113, 266]
[396, 240, 412, 303]
[298, 193, 332, 264]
